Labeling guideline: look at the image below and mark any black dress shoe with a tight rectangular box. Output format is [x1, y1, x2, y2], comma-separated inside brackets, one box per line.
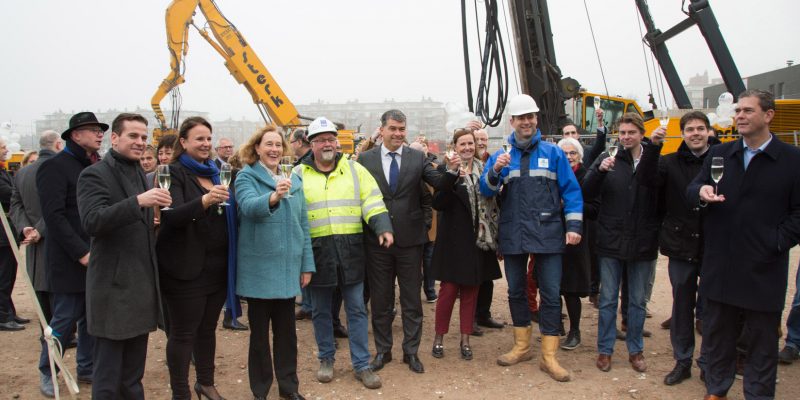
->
[476, 317, 505, 329]
[0, 320, 24, 331]
[370, 352, 392, 371]
[664, 362, 691, 385]
[470, 323, 484, 337]
[66, 337, 78, 349]
[403, 354, 425, 373]
[13, 315, 31, 324]
[223, 318, 249, 331]
[279, 393, 306, 400]
[333, 324, 349, 338]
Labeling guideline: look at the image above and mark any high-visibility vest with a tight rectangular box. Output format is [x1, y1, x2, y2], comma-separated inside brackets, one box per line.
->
[296, 159, 387, 238]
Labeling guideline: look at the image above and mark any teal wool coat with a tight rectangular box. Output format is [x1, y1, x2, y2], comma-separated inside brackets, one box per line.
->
[235, 162, 314, 299]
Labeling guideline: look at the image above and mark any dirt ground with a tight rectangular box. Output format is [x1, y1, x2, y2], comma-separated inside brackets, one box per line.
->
[2, 251, 800, 400]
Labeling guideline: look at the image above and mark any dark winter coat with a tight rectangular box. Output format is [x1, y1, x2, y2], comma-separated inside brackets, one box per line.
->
[637, 137, 720, 263]
[77, 150, 160, 340]
[686, 136, 800, 312]
[561, 164, 598, 295]
[430, 165, 501, 286]
[582, 138, 661, 262]
[36, 140, 94, 293]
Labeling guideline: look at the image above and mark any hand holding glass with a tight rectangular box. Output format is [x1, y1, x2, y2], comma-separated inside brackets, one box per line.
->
[711, 157, 724, 196]
[606, 137, 618, 171]
[218, 164, 232, 206]
[280, 156, 294, 198]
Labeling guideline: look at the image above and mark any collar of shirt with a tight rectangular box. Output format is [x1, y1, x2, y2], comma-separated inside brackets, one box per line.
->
[632, 143, 644, 170]
[743, 135, 772, 153]
[381, 144, 403, 158]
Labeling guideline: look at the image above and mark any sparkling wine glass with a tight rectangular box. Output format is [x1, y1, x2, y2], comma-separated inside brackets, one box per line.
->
[606, 137, 619, 171]
[157, 164, 172, 210]
[502, 143, 511, 154]
[281, 156, 294, 198]
[711, 157, 724, 196]
[659, 109, 670, 128]
[218, 163, 232, 206]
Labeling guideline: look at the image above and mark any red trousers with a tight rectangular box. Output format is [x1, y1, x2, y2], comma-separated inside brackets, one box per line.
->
[435, 282, 479, 335]
[527, 255, 539, 312]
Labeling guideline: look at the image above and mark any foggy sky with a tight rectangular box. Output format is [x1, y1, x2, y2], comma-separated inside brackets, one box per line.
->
[0, 0, 796, 135]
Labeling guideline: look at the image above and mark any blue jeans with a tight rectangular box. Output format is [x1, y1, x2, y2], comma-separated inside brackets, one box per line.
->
[422, 241, 436, 299]
[504, 253, 562, 335]
[299, 287, 312, 313]
[598, 257, 654, 355]
[39, 292, 95, 377]
[786, 263, 800, 351]
[309, 282, 371, 372]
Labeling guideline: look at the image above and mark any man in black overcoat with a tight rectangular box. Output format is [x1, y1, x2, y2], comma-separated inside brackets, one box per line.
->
[77, 113, 171, 399]
[35, 111, 105, 396]
[687, 90, 800, 399]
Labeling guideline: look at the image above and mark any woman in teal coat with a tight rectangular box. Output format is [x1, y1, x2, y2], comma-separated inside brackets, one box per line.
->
[235, 125, 314, 400]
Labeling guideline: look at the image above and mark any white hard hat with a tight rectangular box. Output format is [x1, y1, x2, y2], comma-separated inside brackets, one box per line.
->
[507, 94, 539, 116]
[307, 117, 338, 140]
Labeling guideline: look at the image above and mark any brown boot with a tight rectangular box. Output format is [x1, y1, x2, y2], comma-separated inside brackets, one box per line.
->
[703, 395, 728, 400]
[497, 326, 534, 366]
[539, 335, 570, 382]
[596, 354, 611, 372]
[629, 352, 647, 372]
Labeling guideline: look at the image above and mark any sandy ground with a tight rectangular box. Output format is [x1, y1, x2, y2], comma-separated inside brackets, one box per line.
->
[2, 251, 800, 400]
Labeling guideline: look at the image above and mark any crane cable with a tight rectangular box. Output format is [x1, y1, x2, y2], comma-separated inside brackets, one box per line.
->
[582, 0, 609, 97]
[500, 0, 520, 95]
[634, 3, 656, 107]
[461, 0, 510, 127]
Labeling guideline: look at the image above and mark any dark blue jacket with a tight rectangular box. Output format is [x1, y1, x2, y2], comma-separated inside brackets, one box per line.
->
[480, 130, 583, 255]
[687, 135, 800, 312]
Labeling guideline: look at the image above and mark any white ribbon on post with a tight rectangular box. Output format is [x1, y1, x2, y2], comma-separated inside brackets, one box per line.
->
[0, 204, 79, 398]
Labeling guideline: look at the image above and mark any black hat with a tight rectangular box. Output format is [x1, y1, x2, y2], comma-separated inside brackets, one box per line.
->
[61, 112, 109, 140]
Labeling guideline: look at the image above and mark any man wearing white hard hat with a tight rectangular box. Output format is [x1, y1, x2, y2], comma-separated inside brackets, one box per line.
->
[296, 117, 393, 389]
[479, 94, 584, 382]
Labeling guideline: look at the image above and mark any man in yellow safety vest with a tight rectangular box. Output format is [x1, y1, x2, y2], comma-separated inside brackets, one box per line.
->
[296, 117, 393, 390]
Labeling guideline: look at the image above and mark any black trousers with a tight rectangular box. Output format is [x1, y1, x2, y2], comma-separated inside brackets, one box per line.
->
[164, 288, 227, 399]
[668, 258, 700, 365]
[0, 246, 17, 322]
[475, 280, 495, 320]
[702, 299, 780, 399]
[246, 298, 299, 397]
[92, 334, 149, 400]
[367, 243, 424, 355]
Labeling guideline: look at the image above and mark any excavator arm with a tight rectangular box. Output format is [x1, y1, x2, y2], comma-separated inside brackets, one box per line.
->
[151, 0, 303, 142]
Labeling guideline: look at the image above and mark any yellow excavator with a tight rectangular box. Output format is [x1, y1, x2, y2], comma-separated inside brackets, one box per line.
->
[151, 0, 354, 152]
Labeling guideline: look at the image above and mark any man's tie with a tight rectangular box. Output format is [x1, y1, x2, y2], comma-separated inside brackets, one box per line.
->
[389, 152, 399, 193]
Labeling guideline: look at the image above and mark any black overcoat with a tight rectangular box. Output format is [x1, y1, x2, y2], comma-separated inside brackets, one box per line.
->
[686, 136, 800, 312]
[430, 165, 501, 286]
[77, 151, 160, 340]
[561, 165, 597, 295]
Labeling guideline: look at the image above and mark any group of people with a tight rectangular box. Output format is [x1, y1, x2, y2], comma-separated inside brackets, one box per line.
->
[0, 88, 798, 400]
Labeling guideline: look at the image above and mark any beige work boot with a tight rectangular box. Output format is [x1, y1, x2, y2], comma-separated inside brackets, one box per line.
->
[496, 326, 534, 366]
[540, 335, 571, 382]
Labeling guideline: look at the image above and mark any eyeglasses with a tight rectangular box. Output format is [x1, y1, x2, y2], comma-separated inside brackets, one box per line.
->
[564, 151, 579, 156]
[311, 138, 337, 144]
[217, 146, 234, 150]
[76, 127, 106, 135]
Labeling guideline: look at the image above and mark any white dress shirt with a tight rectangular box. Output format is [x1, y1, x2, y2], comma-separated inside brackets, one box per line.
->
[380, 144, 403, 184]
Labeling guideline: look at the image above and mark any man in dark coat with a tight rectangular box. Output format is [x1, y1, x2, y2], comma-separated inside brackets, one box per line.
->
[77, 113, 170, 399]
[0, 138, 25, 331]
[35, 111, 106, 396]
[637, 111, 718, 386]
[583, 113, 663, 374]
[687, 89, 800, 399]
[357, 109, 445, 374]
[9, 130, 63, 327]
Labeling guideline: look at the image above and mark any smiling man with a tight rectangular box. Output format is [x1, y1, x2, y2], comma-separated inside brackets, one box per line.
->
[687, 90, 800, 399]
[77, 113, 171, 399]
[36, 111, 108, 396]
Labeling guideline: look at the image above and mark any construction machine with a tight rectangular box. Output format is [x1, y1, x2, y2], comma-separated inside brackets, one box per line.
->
[151, 0, 355, 152]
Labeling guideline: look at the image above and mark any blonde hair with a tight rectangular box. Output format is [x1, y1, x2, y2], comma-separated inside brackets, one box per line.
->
[238, 124, 287, 166]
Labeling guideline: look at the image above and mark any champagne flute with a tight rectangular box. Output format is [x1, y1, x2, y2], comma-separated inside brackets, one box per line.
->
[281, 156, 294, 198]
[502, 143, 511, 154]
[606, 137, 619, 171]
[659, 109, 670, 128]
[593, 96, 602, 109]
[460, 155, 471, 186]
[218, 163, 232, 206]
[711, 157, 724, 196]
[156, 164, 172, 210]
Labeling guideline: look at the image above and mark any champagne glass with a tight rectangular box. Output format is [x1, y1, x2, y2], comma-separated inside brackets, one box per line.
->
[218, 164, 232, 206]
[281, 156, 294, 198]
[460, 155, 471, 186]
[156, 164, 172, 210]
[606, 137, 619, 171]
[502, 143, 511, 154]
[593, 96, 602, 109]
[659, 109, 670, 128]
[711, 157, 724, 196]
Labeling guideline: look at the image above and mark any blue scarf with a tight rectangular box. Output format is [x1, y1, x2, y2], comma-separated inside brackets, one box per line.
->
[178, 153, 241, 319]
